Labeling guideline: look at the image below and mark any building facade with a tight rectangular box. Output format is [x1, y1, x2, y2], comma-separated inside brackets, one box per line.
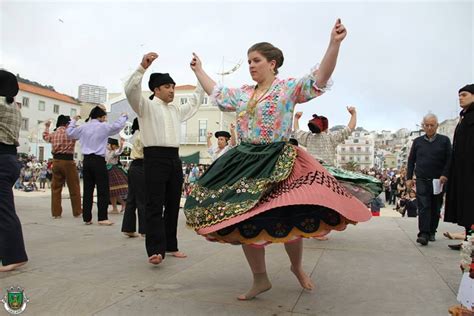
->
[78, 84, 107, 104]
[107, 85, 235, 164]
[336, 130, 375, 170]
[16, 81, 81, 161]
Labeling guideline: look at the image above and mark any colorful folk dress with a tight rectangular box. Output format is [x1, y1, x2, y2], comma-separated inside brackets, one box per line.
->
[106, 147, 128, 199]
[184, 67, 372, 245]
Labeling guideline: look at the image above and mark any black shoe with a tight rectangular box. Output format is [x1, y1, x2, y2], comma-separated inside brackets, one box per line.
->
[429, 234, 436, 242]
[416, 235, 429, 246]
[448, 243, 462, 250]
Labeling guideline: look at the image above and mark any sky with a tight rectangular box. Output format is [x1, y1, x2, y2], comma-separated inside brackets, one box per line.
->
[1, 0, 473, 132]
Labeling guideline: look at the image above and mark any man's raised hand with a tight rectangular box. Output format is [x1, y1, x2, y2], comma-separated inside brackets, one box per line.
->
[141, 52, 158, 69]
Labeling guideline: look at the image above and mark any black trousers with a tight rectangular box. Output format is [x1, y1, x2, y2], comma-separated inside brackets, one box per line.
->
[0, 154, 28, 266]
[416, 178, 443, 236]
[144, 147, 183, 259]
[82, 154, 109, 222]
[121, 159, 146, 234]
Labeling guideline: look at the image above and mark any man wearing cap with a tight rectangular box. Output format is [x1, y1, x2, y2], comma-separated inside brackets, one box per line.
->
[207, 122, 236, 162]
[43, 114, 82, 219]
[293, 106, 357, 165]
[124, 52, 204, 265]
[444, 84, 474, 250]
[66, 106, 128, 226]
[0, 70, 28, 272]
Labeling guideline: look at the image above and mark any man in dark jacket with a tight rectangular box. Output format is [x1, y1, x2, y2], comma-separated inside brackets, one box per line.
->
[406, 113, 451, 246]
[444, 84, 474, 250]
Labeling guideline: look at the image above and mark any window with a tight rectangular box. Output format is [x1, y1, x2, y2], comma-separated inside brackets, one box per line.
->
[365, 156, 370, 161]
[21, 118, 29, 131]
[38, 100, 45, 111]
[365, 147, 370, 152]
[180, 122, 187, 143]
[355, 133, 360, 137]
[356, 147, 361, 152]
[342, 156, 346, 161]
[203, 97, 208, 105]
[198, 120, 207, 142]
[353, 139, 359, 143]
[38, 120, 43, 126]
[180, 98, 188, 105]
[22, 97, 29, 108]
[53, 104, 60, 114]
[70, 108, 77, 117]
[341, 147, 346, 152]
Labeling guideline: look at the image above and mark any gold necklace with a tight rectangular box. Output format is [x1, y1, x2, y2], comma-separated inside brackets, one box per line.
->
[247, 84, 272, 115]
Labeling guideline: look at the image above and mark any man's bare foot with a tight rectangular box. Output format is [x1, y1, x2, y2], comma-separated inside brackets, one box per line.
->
[98, 220, 114, 226]
[0, 261, 27, 272]
[108, 209, 120, 214]
[123, 232, 139, 238]
[168, 251, 187, 258]
[237, 272, 272, 300]
[148, 254, 163, 265]
[291, 266, 315, 290]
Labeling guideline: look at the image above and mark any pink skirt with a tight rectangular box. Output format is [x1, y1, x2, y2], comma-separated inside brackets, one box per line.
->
[185, 143, 371, 245]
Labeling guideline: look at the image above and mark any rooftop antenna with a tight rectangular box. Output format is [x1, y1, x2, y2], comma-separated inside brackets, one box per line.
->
[215, 57, 242, 129]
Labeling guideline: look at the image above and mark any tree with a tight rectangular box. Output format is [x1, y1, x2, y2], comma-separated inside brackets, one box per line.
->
[344, 161, 359, 171]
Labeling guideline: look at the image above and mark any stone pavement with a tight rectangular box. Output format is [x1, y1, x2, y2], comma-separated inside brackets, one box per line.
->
[0, 193, 465, 315]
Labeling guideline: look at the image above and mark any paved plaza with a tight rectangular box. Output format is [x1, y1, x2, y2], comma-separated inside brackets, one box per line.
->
[0, 191, 465, 315]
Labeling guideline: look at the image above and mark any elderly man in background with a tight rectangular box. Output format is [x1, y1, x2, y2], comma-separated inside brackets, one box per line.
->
[407, 113, 451, 246]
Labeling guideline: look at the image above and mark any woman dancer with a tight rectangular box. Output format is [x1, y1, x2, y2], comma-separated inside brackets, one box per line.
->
[106, 137, 128, 214]
[184, 19, 371, 300]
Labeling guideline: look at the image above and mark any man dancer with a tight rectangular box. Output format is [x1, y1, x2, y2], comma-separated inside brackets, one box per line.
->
[0, 70, 28, 272]
[66, 106, 127, 226]
[406, 113, 451, 245]
[125, 52, 204, 265]
[43, 114, 82, 219]
[293, 106, 356, 165]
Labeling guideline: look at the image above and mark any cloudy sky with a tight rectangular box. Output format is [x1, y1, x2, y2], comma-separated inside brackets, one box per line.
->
[1, 0, 473, 132]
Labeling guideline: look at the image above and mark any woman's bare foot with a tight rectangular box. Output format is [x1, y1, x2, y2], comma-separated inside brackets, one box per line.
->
[168, 251, 187, 258]
[0, 261, 27, 272]
[148, 254, 163, 265]
[123, 232, 139, 238]
[291, 266, 315, 290]
[98, 220, 114, 226]
[53, 216, 62, 219]
[84, 221, 93, 225]
[314, 236, 329, 241]
[108, 209, 120, 214]
[237, 272, 272, 300]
